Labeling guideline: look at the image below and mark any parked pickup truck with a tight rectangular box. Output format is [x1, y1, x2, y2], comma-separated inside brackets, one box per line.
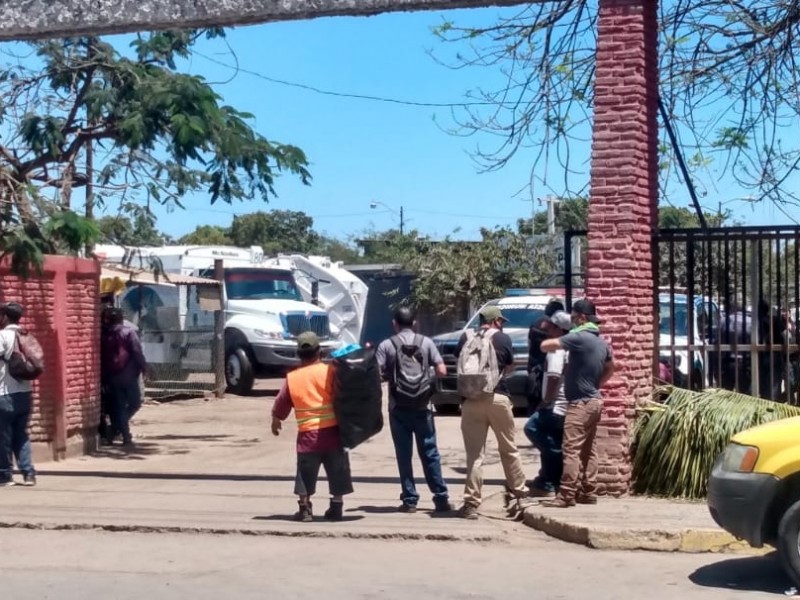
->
[431, 290, 560, 412]
[707, 416, 800, 586]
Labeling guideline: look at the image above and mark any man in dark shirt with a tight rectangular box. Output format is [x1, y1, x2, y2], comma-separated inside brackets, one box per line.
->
[101, 308, 147, 448]
[540, 299, 614, 508]
[527, 299, 565, 415]
[454, 306, 528, 519]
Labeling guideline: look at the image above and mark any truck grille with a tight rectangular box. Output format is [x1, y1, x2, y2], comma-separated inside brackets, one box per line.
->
[283, 313, 331, 339]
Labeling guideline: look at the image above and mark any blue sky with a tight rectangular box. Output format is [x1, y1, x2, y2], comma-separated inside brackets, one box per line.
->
[12, 8, 800, 240]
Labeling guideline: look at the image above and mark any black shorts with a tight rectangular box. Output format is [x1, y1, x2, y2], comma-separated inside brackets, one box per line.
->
[294, 448, 354, 497]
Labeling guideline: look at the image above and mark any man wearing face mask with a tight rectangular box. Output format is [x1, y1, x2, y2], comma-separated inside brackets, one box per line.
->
[540, 299, 614, 508]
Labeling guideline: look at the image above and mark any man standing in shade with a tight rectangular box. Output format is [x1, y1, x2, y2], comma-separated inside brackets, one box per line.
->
[540, 299, 614, 508]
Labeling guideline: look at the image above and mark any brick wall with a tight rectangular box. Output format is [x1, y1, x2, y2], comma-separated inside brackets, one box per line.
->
[0, 256, 100, 459]
[589, 0, 659, 495]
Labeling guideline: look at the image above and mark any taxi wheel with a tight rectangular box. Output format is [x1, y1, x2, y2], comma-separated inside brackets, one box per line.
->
[777, 498, 800, 586]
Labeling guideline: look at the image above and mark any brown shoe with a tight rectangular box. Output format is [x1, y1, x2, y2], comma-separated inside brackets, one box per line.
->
[576, 495, 598, 505]
[540, 497, 575, 508]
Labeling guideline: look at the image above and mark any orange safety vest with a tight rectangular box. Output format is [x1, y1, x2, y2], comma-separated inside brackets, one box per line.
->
[286, 362, 337, 433]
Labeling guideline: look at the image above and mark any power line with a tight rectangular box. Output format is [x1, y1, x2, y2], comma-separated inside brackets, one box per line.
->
[193, 50, 507, 109]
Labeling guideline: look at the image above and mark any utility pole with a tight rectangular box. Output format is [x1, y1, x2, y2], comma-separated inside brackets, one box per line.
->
[400, 205, 404, 236]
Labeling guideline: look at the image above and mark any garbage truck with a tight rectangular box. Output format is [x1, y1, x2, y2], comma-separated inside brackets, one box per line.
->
[95, 244, 368, 395]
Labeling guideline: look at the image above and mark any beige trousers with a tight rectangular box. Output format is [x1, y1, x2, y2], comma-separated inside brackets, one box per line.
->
[460, 392, 528, 507]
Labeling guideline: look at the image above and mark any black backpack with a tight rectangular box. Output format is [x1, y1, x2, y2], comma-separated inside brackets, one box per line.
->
[391, 334, 433, 407]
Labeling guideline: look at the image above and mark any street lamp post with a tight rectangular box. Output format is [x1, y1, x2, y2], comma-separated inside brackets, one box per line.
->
[369, 200, 405, 235]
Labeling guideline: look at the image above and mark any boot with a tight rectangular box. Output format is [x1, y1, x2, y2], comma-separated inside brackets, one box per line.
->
[324, 500, 344, 521]
[294, 500, 313, 522]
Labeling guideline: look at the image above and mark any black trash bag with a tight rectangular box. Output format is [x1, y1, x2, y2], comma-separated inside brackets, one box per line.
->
[331, 347, 383, 449]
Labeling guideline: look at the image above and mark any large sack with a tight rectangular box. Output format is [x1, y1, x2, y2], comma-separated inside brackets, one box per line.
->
[331, 348, 383, 449]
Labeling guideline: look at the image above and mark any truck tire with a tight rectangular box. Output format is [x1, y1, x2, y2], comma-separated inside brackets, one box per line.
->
[777, 498, 800, 586]
[226, 347, 255, 396]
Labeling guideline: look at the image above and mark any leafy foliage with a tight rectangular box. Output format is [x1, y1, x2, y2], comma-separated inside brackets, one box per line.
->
[633, 387, 800, 499]
[178, 224, 232, 246]
[405, 227, 554, 314]
[229, 210, 320, 255]
[0, 30, 310, 275]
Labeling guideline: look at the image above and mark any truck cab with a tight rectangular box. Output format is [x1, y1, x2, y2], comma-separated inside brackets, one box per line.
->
[708, 417, 800, 586]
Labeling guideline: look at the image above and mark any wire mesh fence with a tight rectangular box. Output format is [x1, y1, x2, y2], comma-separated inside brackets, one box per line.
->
[138, 327, 219, 400]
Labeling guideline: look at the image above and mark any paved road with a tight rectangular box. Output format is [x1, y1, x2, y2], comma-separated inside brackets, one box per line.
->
[1, 528, 788, 599]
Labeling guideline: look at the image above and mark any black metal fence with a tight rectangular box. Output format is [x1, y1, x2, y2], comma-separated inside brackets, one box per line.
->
[565, 226, 800, 404]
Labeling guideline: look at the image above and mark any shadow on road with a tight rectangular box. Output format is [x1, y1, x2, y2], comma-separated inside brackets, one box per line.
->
[34, 469, 511, 487]
[252, 514, 365, 523]
[689, 552, 791, 595]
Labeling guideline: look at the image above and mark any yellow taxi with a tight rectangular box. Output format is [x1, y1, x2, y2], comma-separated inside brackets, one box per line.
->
[708, 416, 800, 584]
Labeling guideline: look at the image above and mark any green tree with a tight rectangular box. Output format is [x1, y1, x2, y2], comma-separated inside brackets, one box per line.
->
[178, 225, 232, 245]
[229, 210, 320, 255]
[96, 206, 170, 246]
[0, 30, 310, 273]
[312, 235, 362, 264]
[405, 227, 553, 314]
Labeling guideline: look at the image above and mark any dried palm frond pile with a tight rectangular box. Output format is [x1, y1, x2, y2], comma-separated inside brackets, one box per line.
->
[632, 387, 800, 499]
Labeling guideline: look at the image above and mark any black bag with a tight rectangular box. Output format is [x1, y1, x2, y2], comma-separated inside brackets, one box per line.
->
[390, 334, 433, 408]
[331, 348, 384, 449]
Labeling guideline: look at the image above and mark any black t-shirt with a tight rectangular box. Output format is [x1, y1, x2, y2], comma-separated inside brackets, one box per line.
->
[527, 317, 550, 372]
[456, 328, 515, 396]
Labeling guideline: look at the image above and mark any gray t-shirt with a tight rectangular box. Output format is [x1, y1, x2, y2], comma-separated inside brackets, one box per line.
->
[559, 329, 612, 402]
[376, 328, 443, 409]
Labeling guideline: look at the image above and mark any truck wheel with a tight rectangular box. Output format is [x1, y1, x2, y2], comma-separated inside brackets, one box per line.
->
[777, 498, 800, 586]
[226, 347, 255, 396]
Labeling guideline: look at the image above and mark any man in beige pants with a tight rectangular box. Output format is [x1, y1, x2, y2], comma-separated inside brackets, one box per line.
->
[454, 306, 528, 519]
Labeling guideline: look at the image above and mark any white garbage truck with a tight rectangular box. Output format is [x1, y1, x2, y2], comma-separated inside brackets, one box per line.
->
[96, 244, 368, 394]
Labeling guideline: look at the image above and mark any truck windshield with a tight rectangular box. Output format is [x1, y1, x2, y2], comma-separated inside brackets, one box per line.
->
[225, 269, 302, 301]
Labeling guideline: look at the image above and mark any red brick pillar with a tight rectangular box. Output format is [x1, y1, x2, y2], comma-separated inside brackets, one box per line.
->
[589, 0, 659, 495]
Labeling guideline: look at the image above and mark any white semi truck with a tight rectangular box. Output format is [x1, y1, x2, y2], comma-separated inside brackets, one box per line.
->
[96, 244, 368, 394]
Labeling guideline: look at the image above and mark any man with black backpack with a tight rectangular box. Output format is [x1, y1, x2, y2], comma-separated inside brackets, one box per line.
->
[0, 302, 43, 487]
[376, 306, 451, 514]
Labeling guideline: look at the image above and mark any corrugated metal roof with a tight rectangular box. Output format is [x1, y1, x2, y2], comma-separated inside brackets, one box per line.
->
[100, 264, 220, 287]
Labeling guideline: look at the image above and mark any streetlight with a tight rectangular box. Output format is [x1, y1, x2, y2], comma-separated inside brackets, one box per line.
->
[369, 200, 405, 235]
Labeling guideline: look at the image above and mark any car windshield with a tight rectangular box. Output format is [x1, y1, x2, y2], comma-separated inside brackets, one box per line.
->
[225, 269, 302, 301]
[659, 302, 688, 337]
[466, 305, 546, 330]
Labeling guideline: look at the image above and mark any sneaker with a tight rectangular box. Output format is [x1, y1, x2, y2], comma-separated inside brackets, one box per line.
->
[433, 500, 454, 514]
[22, 473, 36, 487]
[457, 504, 479, 520]
[294, 501, 313, 523]
[0, 479, 15, 488]
[324, 501, 344, 521]
[576, 495, 598, 505]
[540, 497, 575, 509]
[398, 503, 418, 514]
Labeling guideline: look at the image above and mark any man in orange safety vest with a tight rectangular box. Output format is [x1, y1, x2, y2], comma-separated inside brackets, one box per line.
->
[271, 331, 353, 522]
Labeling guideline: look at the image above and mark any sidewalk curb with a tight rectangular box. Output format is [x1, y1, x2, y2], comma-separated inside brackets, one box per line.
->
[0, 520, 505, 544]
[520, 510, 772, 554]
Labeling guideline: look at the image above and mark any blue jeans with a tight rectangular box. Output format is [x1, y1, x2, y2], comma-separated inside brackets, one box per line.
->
[389, 407, 449, 506]
[524, 408, 565, 493]
[0, 391, 35, 481]
[108, 381, 142, 444]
